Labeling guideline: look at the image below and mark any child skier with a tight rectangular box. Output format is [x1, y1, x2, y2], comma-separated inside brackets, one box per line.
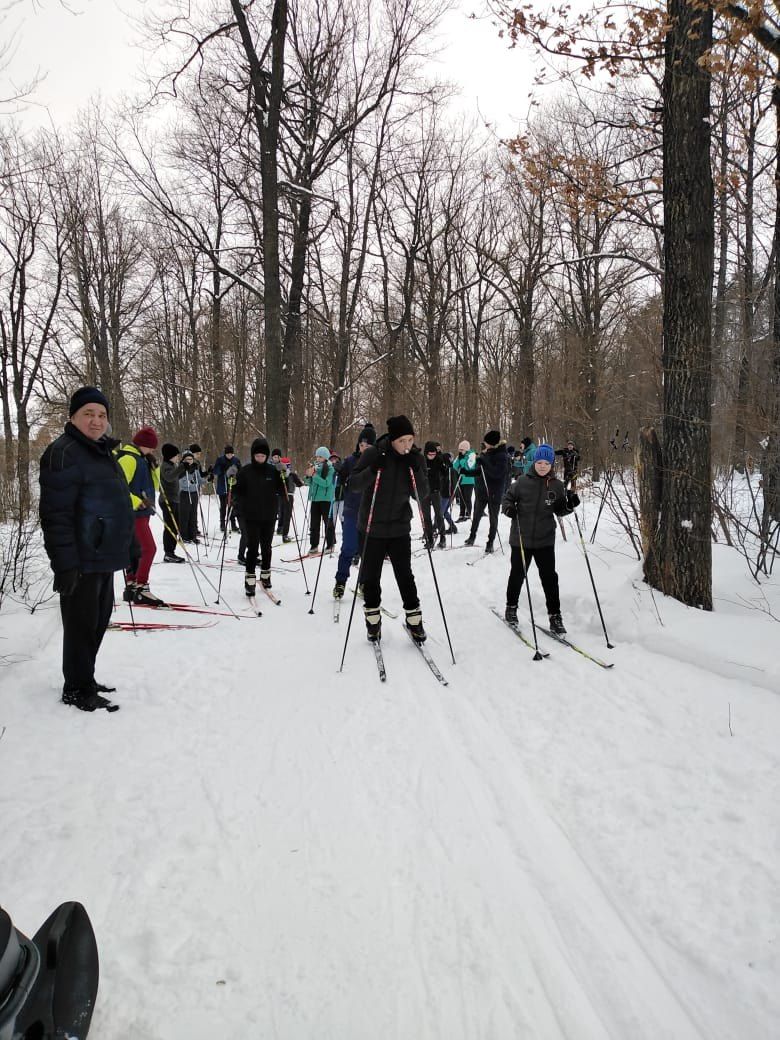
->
[159, 443, 185, 562]
[422, 440, 450, 549]
[464, 429, 510, 553]
[555, 440, 581, 488]
[349, 415, 429, 643]
[115, 426, 166, 606]
[177, 449, 204, 543]
[332, 423, 375, 598]
[212, 445, 242, 532]
[501, 443, 579, 634]
[232, 437, 286, 595]
[452, 440, 477, 520]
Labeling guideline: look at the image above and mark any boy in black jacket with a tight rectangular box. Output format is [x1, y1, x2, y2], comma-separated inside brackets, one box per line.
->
[232, 437, 286, 595]
[422, 440, 450, 549]
[465, 429, 510, 553]
[501, 443, 579, 634]
[349, 415, 430, 643]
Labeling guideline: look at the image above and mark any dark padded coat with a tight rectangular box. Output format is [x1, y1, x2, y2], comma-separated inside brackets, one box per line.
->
[232, 459, 285, 525]
[501, 469, 573, 549]
[350, 434, 430, 538]
[39, 423, 135, 575]
[475, 442, 511, 499]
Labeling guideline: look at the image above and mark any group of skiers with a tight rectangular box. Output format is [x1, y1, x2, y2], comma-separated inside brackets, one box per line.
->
[38, 385, 583, 713]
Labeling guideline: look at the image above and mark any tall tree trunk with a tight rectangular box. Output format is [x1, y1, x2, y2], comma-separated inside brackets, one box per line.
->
[657, 0, 714, 608]
[762, 80, 780, 530]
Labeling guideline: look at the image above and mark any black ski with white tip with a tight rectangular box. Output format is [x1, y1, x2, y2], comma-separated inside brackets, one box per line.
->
[538, 628, 614, 669]
[371, 639, 386, 681]
[404, 626, 449, 685]
[490, 608, 549, 659]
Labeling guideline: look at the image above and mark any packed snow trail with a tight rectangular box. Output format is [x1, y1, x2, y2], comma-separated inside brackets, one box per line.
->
[1, 505, 778, 1038]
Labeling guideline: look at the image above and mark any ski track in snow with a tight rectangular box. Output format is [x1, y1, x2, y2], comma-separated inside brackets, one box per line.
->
[1, 501, 778, 1039]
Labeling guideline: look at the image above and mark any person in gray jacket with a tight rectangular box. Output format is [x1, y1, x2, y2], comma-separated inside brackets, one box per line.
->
[159, 443, 185, 562]
[501, 443, 579, 634]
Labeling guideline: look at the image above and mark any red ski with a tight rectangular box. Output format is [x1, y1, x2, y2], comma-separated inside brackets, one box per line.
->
[132, 601, 239, 618]
[108, 620, 216, 632]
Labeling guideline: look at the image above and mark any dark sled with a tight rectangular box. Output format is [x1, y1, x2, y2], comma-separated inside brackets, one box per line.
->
[0, 900, 99, 1039]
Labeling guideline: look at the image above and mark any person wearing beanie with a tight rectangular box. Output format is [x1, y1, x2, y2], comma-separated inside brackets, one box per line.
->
[177, 448, 206, 546]
[464, 429, 510, 553]
[501, 442, 580, 634]
[331, 422, 376, 599]
[39, 387, 134, 712]
[422, 440, 451, 549]
[452, 439, 478, 522]
[348, 415, 429, 644]
[212, 444, 242, 534]
[158, 444, 186, 563]
[305, 445, 337, 555]
[114, 427, 166, 606]
[555, 439, 581, 489]
[232, 437, 286, 596]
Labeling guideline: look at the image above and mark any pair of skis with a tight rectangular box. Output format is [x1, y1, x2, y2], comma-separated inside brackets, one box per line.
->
[368, 626, 448, 686]
[491, 608, 614, 668]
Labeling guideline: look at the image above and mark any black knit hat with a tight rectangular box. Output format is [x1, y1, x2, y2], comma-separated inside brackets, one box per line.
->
[357, 423, 376, 446]
[68, 386, 109, 417]
[424, 440, 440, 454]
[224, 445, 234, 454]
[189, 443, 202, 454]
[387, 415, 414, 441]
[162, 443, 179, 461]
[251, 437, 270, 457]
[484, 429, 501, 447]
[271, 448, 282, 458]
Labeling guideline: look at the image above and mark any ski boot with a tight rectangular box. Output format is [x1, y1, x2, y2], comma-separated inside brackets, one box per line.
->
[437, 534, 447, 549]
[260, 569, 272, 589]
[62, 687, 119, 713]
[464, 535, 475, 547]
[404, 607, 427, 644]
[333, 581, 345, 599]
[244, 572, 257, 597]
[122, 581, 138, 602]
[163, 553, 185, 563]
[484, 541, 494, 554]
[548, 612, 567, 635]
[504, 604, 518, 626]
[283, 535, 293, 543]
[134, 585, 167, 607]
[364, 606, 382, 642]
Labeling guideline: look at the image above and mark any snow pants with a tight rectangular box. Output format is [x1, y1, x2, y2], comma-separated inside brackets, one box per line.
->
[178, 492, 199, 542]
[245, 517, 276, 573]
[126, 515, 156, 586]
[469, 491, 500, 545]
[506, 544, 560, 614]
[60, 572, 114, 692]
[309, 500, 335, 551]
[335, 512, 360, 585]
[159, 496, 179, 555]
[457, 484, 473, 519]
[361, 533, 419, 612]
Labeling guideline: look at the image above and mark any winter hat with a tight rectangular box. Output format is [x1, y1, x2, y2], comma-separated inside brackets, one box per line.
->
[189, 443, 202, 454]
[315, 446, 330, 460]
[507, 444, 516, 456]
[521, 436, 533, 449]
[457, 440, 471, 452]
[162, 442, 179, 462]
[484, 429, 501, 447]
[133, 426, 159, 450]
[424, 440, 440, 454]
[181, 449, 195, 461]
[68, 385, 110, 417]
[535, 443, 555, 465]
[271, 448, 282, 459]
[358, 423, 376, 446]
[251, 437, 270, 457]
[224, 444, 234, 455]
[386, 415, 414, 441]
[281, 457, 291, 465]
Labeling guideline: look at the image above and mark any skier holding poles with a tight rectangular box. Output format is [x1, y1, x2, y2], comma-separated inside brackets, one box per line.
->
[500, 443, 579, 635]
[348, 415, 429, 643]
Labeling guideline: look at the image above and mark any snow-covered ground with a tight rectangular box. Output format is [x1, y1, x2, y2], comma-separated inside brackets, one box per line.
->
[1, 482, 778, 1039]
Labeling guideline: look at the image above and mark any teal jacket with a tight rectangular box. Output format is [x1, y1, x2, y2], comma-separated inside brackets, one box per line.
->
[452, 450, 477, 486]
[307, 460, 336, 503]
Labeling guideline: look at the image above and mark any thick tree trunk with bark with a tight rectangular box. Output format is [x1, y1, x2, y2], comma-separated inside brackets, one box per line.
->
[637, 426, 664, 589]
[762, 84, 780, 528]
[656, 0, 714, 609]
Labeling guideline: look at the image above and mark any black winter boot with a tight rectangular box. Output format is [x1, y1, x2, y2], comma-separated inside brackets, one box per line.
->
[244, 572, 257, 597]
[364, 606, 382, 642]
[464, 535, 475, 547]
[260, 570, 272, 589]
[404, 607, 427, 644]
[548, 612, 566, 635]
[484, 541, 494, 554]
[437, 534, 447, 549]
[333, 581, 345, 599]
[504, 604, 518, 626]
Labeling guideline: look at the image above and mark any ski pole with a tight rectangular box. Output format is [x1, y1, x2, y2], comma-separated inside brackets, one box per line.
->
[589, 465, 614, 544]
[409, 467, 456, 664]
[159, 484, 209, 606]
[284, 479, 311, 595]
[445, 471, 463, 544]
[122, 570, 138, 636]
[339, 470, 381, 672]
[308, 488, 338, 614]
[513, 515, 544, 661]
[215, 504, 231, 604]
[481, 468, 504, 555]
[573, 509, 614, 648]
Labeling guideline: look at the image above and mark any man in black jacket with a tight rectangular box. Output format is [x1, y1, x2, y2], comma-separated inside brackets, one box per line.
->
[39, 387, 136, 712]
[349, 415, 430, 643]
[232, 437, 286, 595]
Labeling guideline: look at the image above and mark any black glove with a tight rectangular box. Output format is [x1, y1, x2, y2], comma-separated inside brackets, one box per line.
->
[566, 491, 580, 509]
[503, 504, 517, 519]
[53, 568, 80, 596]
[371, 451, 388, 473]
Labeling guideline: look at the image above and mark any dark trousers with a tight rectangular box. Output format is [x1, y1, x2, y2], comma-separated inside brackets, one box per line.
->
[423, 494, 446, 542]
[178, 493, 199, 541]
[60, 572, 114, 691]
[309, 500, 335, 550]
[336, 512, 360, 584]
[160, 496, 179, 554]
[220, 494, 239, 531]
[245, 517, 276, 572]
[277, 494, 293, 537]
[469, 492, 500, 544]
[458, 484, 473, 518]
[506, 544, 560, 614]
[361, 533, 419, 611]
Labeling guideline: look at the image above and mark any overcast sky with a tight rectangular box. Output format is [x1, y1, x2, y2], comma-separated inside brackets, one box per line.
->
[6, 0, 535, 136]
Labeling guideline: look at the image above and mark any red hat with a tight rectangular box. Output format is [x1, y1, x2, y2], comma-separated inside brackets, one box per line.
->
[133, 426, 159, 450]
